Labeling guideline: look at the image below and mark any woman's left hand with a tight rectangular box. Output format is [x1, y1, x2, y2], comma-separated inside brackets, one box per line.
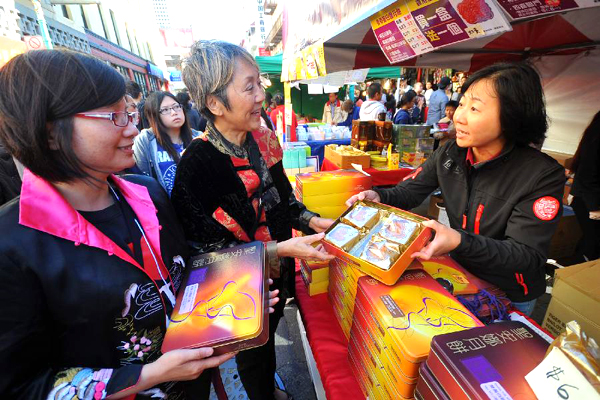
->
[411, 220, 462, 260]
[267, 279, 280, 314]
[309, 216, 335, 233]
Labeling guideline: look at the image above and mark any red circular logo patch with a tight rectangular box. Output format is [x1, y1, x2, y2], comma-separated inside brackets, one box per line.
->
[533, 196, 560, 221]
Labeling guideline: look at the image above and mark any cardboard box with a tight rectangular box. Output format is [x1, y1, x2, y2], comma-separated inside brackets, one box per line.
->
[542, 260, 600, 343]
[542, 149, 574, 169]
[295, 170, 372, 197]
[324, 144, 371, 170]
[549, 207, 582, 260]
[392, 124, 431, 139]
[322, 201, 432, 285]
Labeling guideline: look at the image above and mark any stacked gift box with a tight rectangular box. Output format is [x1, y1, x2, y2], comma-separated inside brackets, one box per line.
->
[295, 170, 372, 220]
[392, 124, 434, 167]
[415, 321, 550, 399]
[349, 270, 483, 399]
[328, 257, 365, 340]
[299, 259, 330, 296]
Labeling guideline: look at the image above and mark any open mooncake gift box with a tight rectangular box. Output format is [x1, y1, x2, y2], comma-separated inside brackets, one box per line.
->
[321, 200, 432, 285]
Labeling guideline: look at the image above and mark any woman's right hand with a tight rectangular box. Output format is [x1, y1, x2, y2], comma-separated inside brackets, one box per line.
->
[277, 233, 335, 261]
[142, 348, 234, 386]
[345, 190, 381, 207]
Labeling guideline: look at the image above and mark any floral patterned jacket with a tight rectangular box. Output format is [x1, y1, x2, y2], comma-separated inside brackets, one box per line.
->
[0, 171, 192, 399]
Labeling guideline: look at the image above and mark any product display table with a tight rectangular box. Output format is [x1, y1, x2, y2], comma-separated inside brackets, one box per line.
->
[294, 268, 365, 400]
[321, 157, 415, 187]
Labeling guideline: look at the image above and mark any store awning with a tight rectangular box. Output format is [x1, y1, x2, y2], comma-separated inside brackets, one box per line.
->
[323, 7, 600, 73]
[256, 53, 402, 80]
[146, 62, 167, 80]
[256, 53, 283, 75]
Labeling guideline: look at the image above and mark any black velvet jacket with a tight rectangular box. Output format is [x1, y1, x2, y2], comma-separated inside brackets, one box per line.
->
[171, 130, 317, 296]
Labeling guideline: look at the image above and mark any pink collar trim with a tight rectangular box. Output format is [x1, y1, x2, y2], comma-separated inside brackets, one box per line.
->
[19, 170, 163, 270]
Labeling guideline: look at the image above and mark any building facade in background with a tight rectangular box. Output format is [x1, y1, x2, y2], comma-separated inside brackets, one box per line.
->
[3, 0, 169, 95]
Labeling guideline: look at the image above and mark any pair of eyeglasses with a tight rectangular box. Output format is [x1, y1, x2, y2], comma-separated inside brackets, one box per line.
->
[75, 111, 140, 127]
[159, 104, 183, 115]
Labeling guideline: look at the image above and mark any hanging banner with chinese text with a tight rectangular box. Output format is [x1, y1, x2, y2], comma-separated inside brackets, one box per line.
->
[281, 0, 396, 82]
[370, 0, 511, 65]
[496, 0, 600, 20]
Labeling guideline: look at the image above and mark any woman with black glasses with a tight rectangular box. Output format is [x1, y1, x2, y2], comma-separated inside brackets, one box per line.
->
[0, 50, 282, 399]
[133, 91, 200, 195]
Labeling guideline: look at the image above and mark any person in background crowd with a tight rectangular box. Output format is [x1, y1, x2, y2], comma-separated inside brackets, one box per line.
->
[126, 80, 143, 106]
[412, 82, 426, 123]
[339, 99, 360, 128]
[125, 94, 138, 114]
[354, 88, 364, 107]
[264, 91, 274, 114]
[434, 100, 458, 148]
[0, 49, 251, 399]
[359, 82, 387, 121]
[270, 92, 298, 141]
[385, 97, 397, 121]
[394, 75, 412, 103]
[322, 92, 345, 125]
[126, 80, 149, 131]
[570, 111, 600, 261]
[427, 76, 451, 126]
[172, 40, 334, 400]
[348, 62, 564, 317]
[393, 90, 417, 125]
[451, 86, 462, 102]
[424, 81, 434, 103]
[177, 91, 205, 131]
[133, 91, 200, 196]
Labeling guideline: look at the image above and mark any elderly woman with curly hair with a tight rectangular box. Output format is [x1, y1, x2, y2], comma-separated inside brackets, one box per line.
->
[170, 41, 334, 400]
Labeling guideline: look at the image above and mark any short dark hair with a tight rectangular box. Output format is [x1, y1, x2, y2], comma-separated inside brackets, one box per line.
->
[368, 82, 382, 99]
[273, 92, 284, 106]
[571, 111, 600, 172]
[144, 91, 193, 163]
[445, 100, 459, 109]
[176, 91, 191, 108]
[125, 80, 142, 99]
[0, 50, 125, 183]
[398, 90, 417, 108]
[461, 62, 548, 147]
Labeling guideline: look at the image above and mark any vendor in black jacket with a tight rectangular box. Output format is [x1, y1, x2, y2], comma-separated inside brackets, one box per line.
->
[348, 63, 564, 316]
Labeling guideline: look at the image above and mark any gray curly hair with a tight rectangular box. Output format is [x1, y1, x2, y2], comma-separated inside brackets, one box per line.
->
[182, 40, 259, 122]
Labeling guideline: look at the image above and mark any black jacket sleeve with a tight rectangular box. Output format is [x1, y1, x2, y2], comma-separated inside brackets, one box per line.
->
[452, 162, 565, 279]
[0, 256, 143, 399]
[373, 148, 441, 210]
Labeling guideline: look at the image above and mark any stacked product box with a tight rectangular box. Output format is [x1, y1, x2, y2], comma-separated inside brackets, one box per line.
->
[349, 270, 483, 399]
[392, 124, 434, 167]
[300, 259, 330, 296]
[416, 321, 550, 400]
[295, 170, 372, 220]
[327, 257, 365, 340]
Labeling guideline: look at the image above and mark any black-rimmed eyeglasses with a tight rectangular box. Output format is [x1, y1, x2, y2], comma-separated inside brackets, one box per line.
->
[75, 111, 140, 127]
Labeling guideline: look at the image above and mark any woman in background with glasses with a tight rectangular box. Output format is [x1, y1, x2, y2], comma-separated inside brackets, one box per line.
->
[0, 50, 251, 399]
[133, 92, 199, 195]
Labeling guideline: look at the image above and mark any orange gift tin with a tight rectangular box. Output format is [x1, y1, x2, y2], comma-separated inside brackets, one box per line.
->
[415, 255, 480, 295]
[322, 200, 432, 285]
[295, 169, 372, 197]
[355, 270, 483, 379]
[162, 242, 269, 355]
